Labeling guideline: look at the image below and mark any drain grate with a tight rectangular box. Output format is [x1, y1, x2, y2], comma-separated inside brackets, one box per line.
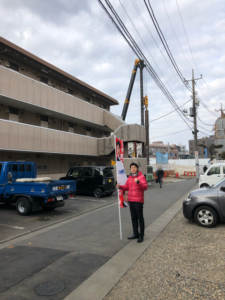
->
[34, 281, 65, 296]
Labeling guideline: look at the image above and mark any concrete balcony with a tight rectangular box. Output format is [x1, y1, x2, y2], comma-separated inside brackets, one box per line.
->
[0, 119, 98, 156]
[0, 66, 125, 132]
[0, 120, 145, 157]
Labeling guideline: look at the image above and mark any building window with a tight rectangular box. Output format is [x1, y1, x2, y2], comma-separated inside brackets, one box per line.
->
[40, 115, 48, 128]
[68, 89, 73, 95]
[68, 122, 74, 128]
[86, 127, 91, 132]
[85, 97, 90, 102]
[37, 164, 49, 170]
[40, 76, 48, 84]
[9, 107, 19, 115]
[9, 62, 19, 71]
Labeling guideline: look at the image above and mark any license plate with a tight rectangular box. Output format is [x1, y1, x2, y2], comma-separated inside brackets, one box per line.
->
[56, 195, 63, 201]
[108, 179, 112, 182]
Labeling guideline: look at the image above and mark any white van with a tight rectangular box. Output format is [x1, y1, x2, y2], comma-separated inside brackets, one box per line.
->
[199, 163, 225, 188]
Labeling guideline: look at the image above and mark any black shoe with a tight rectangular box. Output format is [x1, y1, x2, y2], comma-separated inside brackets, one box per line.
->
[127, 234, 139, 240]
[137, 236, 143, 243]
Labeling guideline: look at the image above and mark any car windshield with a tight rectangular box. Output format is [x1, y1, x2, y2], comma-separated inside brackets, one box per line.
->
[213, 178, 225, 188]
[103, 168, 114, 177]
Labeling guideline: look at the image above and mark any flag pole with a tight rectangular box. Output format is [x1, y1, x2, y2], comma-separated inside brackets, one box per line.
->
[115, 136, 122, 240]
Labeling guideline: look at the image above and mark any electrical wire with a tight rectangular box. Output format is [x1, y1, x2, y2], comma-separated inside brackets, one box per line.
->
[131, 0, 184, 97]
[98, 0, 193, 131]
[119, 0, 182, 106]
[150, 129, 190, 139]
[197, 116, 214, 127]
[175, 0, 221, 105]
[150, 99, 191, 122]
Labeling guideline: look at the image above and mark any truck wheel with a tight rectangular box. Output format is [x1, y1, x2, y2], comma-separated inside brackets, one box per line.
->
[93, 188, 103, 198]
[194, 206, 218, 228]
[16, 197, 32, 216]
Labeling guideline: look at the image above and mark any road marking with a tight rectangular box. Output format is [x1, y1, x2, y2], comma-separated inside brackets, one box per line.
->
[63, 210, 77, 213]
[73, 198, 107, 203]
[0, 224, 24, 230]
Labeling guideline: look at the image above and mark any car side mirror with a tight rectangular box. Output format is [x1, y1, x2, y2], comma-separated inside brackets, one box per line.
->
[221, 186, 225, 192]
[7, 172, 12, 184]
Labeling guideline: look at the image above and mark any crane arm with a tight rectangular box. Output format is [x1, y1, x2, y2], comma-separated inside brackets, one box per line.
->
[121, 59, 140, 121]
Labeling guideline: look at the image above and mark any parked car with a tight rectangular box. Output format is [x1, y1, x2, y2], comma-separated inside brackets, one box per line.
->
[0, 161, 76, 215]
[199, 163, 225, 188]
[60, 166, 115, 198]
[183, 178, 225, 227]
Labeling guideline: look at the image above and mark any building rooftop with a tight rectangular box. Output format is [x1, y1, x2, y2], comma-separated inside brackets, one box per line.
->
[0, 36, 119, 106]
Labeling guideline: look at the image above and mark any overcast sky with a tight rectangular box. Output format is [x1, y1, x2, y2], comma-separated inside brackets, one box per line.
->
[1, 0, 224, 148]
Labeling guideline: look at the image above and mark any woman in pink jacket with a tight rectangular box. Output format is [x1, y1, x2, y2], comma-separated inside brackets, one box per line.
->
[116, 163, 148, 243]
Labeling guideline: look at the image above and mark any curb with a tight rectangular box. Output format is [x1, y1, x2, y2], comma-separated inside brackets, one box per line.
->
[64, 183, 198, 300]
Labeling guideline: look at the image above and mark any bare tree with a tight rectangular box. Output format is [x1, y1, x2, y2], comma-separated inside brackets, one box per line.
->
[199, 143, 223, 162]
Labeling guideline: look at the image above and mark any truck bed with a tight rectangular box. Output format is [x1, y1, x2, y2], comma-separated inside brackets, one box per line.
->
[3, 180, 76, 199]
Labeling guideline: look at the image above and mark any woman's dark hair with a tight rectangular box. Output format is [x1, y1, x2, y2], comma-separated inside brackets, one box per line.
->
[130, 162, 139, 169]
[116, 140, 121, 148]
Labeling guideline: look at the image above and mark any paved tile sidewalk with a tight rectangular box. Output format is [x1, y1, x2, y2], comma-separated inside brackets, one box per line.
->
[104, 209, 225, 300]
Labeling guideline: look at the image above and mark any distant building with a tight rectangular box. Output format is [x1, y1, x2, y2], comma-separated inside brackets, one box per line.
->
[215, 108, 225, 158]
[177, 143, 189, 159]
[189, 136, 215, 159]
[149, 141, 179, 160]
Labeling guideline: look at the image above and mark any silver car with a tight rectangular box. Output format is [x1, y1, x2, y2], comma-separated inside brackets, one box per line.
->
[183, 178, 225, 228]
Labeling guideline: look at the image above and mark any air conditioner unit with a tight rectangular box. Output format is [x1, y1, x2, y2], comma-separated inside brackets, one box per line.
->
[48, 81, 52, 86]
[100, 105, 104, 108]
[5, 107, 9, 113]
[5, 62, 10, 67]
[90, 100, 94, 104]
[65, 89, 69, 93]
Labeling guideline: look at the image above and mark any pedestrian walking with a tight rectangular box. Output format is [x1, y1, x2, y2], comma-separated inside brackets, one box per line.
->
[116, 163, 147, 243]
[156, 166, 164, 188]
[203, 165, 208, 173]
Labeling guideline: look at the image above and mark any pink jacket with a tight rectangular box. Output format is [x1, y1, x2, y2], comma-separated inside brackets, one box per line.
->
[119, 171, 148, 203]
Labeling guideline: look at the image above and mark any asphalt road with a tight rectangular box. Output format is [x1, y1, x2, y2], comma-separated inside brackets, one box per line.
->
[0, 179, 195, 300]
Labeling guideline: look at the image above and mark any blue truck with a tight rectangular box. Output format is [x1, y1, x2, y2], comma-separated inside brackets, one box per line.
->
[0, 161, 76, 216]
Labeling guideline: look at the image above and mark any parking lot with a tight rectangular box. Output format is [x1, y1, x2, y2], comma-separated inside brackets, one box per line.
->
[0, 193, 118, 243]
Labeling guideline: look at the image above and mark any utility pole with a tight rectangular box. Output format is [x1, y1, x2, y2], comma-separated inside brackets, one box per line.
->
[144, 96, 149, 165]
[184, 70, 202, 182]
[139, 60, 145, 126]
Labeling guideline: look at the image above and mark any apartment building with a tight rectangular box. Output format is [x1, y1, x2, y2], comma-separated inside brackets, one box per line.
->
[189, 135, 215, 159]
[0, 37, 146, 179]
[149, 141, 179, 159]
[215, 108, 225, 158]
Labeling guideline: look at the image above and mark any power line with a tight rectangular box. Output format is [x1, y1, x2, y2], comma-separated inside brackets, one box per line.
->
[131, 0, 184, 96]
[174, 0, 221, 105]
[150, 99, 191, 122]
[118, 0, 182, 106]
[197, 116, 214, 127]
[99, 0, 193, 131]
[175, 0, 200, 75]
[161, 0, 192, 70]
[150, 129, 190, 139]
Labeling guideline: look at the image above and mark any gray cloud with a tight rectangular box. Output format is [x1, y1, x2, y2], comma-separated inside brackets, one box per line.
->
[0, 0, 224, 148]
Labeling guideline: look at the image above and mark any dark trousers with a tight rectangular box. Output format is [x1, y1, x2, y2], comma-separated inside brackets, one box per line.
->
[158, 177, 162, 187]
[129, 202, 145, 237]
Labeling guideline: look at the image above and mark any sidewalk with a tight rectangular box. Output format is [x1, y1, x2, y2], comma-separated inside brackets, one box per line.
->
[104, 208, 225, 299]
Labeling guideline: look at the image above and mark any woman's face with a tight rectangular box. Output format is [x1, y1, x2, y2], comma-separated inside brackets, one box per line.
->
[131, 165, 138, 174]
[116, 144, 121, 156]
